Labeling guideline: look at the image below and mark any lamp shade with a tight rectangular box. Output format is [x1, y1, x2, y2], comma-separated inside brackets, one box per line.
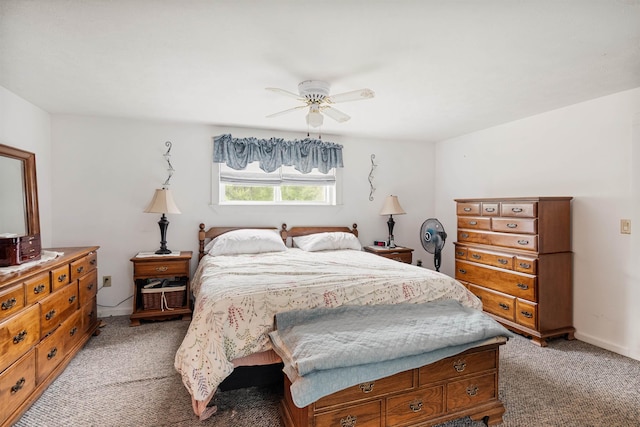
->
[144, 188, 181, 214]
[379, 195, 406, 216]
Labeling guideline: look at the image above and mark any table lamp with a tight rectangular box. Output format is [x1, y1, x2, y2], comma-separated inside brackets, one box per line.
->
[144, 188, 181, 254]
[379, 195, 406, 248]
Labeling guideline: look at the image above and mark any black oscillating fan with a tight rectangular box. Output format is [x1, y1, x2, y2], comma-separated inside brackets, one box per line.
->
[420, 218, 447, 272]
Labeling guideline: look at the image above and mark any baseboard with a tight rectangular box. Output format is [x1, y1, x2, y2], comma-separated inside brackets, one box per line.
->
[574, 331, 639, 361]
[97, 306, 133, 318]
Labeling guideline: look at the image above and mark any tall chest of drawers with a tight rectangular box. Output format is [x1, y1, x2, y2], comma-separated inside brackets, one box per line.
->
[0, 247, 99, 426]
[454, 197, 573, 347]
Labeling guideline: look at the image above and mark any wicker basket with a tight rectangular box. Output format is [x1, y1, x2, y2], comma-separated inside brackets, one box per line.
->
[141, 285, 185, 311]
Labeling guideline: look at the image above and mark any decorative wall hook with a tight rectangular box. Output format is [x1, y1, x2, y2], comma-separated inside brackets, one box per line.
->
[368, 154, 377, 201]
[162, 141, 175, 188]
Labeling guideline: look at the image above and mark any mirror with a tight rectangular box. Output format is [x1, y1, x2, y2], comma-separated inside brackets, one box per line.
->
[0, 144, 40, 238]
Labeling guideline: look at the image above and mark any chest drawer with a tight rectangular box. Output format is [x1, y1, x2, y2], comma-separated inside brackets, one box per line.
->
[516, 299, 538, 329]
[514, 256, 537, 274]
[492, 217, 537, 234]
[0, 284, 25, 322]
[40, 283, 79, 338]
[447, 372, 497, 412]
[455, 260, 536, 300]
[457, 229, 538, 252]
[315, 400, 381, 427]
[0, 350, 36, 425]
[457, 202, 481, 216]
[454, 245, 467, 260]
[386, 385, 444, 425]
[480, 203, 499, 216]
[24, 272, 51, 305]
[500, 202, 537, 218]
[468, 285, 515, 322]
[457, 217, 491, 231]
[0, 304, 40, 369]
[466, 248, 514, 270]
[420, 348, 497, 385]
[51, 264, 70, 291]
[316, 369, 413, 409]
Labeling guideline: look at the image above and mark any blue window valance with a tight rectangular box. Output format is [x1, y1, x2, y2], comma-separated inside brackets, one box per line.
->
[213, 134, 343, 174]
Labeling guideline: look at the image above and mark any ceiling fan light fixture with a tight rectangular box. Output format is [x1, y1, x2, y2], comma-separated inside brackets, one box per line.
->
[306, 108, 324, 127]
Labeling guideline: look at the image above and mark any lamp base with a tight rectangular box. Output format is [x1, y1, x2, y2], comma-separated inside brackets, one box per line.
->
[155, 248, 172, 255]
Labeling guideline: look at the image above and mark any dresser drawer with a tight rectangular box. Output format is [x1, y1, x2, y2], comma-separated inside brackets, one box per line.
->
[466, 248, 514, 270]
[454, 245, 468, 260]
[457, 229, 538, 252]
[315, 400, 381, 427]
[386, 385, 444, 425]
[82, 298, 98, 333]
[514, 256, 537, 274]
[457, 202, 481, 216]
[420, 348, 497, 385]
[447, 373, 497, 412]
[134, 260, 188, 277]
[500, 202, 537, 218]
[468, 285, 515, 322]
[51, 264, 71, 291]
[0, 304, 40, 369]
[0, 350, 36, 425]
[492, 217, 537, 234]
[480, 203, 499, 216]
[457, 217, 491, 231]
[35, 319, 67, 383]
[516, 299, 537, 329]
[456, 260, 536, 300]
[24, 272, 51, 305]
[316, 369, 413, 409]
[0, 284, 25, 322]
[70, 251, 98, 281]
[79, 269, 98, 305]
[40, 283, 80, 338]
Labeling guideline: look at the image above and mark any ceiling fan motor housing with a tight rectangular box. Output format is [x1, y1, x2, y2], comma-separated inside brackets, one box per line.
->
[298, 80, 330, 103]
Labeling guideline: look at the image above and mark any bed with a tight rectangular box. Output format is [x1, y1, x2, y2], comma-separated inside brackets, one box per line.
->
[174, 223, 507, 423]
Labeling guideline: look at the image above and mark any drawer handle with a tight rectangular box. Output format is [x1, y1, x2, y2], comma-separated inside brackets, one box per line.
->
[69, 295, 77, 304]
[511, 207, 523, 213]
[409, 399, 423, 412]
[517, 240, 529, 245]
[469, 221, 477, 225]
[340, 415, 357, 427]
[45, 309, 56, 321]
[27, 248, 36, 253]
[90, 258, 97, 265]
[506, 223, 518, 228]
[463, 207, 472, 212]
[76, 266, 84, 273]
[34, 284, 46, 294]
[87, 282, 95, 290]
[519, 262, 531, 269]
[499, 303, 510, 310]
[521, 310, 533, 318]
[47, 347, 58, 360]
[471, 254, 481, 260]
[57, 273, 67, 282]
[13, 330, 27, 344]
[155, 266, 169, 272]
[498, 259, 508, 264]
[453, 359, 466, 372]
[466, 385, 479, 396]
[359, 382, 375, 393]
[485, 207, 496, 212]
[11, 378, 26, 394]
[517, 283, 529, 290]
[88, 310, 95, 319]
[458, 269, 467, 274]
[456, 251, 465, 256]
[2, 297, 17, 310]
[70, 327, 78, 336]
[461, 233, 469, 238]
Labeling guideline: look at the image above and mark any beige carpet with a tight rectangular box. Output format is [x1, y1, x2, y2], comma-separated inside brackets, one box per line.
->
[15, 315, 640, 427]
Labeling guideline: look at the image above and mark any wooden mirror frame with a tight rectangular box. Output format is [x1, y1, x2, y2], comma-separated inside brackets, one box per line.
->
[0, 144, 40, 236]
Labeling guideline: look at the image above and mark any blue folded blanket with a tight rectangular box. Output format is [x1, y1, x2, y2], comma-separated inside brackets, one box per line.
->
[269, 299, 512, 407]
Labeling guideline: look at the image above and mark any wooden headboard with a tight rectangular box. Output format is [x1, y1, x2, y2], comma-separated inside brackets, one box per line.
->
[198, 223, 359, 259]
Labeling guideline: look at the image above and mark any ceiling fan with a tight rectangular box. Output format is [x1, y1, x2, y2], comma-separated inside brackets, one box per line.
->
[266, 80, 375, 127]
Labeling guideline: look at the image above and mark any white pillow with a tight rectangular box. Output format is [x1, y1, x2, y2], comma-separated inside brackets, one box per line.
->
[293, 232, 362, 252]
[205, 229, 286, 256]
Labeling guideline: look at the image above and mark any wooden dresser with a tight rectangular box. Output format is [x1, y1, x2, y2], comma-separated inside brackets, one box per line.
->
[0, 247, 100, 426]
[454, 197, 573, 346]
[281, 343, 505, 427]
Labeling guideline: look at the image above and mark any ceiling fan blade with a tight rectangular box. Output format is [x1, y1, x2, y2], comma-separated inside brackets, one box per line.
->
[325, 88, 375, 104]
[266, 105, 307, 118]
[266, 87, 304, 101]
[321, 106, 351, 123]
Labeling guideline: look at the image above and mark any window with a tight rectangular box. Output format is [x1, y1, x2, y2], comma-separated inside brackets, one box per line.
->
[219, 162, 337, 205]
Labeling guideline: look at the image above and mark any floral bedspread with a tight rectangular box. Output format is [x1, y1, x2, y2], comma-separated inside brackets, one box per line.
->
[174, 248, 481, 414]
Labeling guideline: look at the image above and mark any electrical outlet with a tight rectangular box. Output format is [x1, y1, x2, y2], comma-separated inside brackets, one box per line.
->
[621, 219, 631, 235]
[103, 276, 112, 287]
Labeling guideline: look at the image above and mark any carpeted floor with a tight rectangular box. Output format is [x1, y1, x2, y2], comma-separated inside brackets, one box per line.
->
[14, 315, 640, 427]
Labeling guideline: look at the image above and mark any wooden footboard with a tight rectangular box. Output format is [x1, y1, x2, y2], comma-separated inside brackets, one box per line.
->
[280, 342, 505, 427]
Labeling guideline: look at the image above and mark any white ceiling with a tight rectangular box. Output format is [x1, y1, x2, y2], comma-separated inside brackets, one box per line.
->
[1, 0, 640, 142]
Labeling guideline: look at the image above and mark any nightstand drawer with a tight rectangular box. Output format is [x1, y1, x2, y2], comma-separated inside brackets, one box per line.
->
[134, 260, 188, 277]
[379, 251, 412, 264]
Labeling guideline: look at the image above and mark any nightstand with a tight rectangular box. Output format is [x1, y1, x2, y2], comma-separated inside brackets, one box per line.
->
[363, 246, 414, 264]
[129, 251, 192, 326]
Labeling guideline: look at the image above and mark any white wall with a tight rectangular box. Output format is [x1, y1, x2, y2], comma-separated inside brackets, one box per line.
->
[0, 86, 53, 246]
[435, 87, 640, 360]
[50, 116, 436, 315]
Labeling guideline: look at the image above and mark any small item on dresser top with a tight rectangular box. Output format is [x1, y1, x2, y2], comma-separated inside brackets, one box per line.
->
[373, 240, 387, 247]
